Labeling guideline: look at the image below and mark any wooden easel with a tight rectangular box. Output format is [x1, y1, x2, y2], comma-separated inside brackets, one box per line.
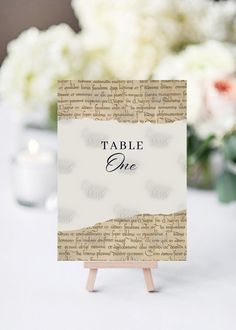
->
[84, 261, 157, 292]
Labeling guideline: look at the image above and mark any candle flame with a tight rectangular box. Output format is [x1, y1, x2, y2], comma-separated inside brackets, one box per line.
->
[28, 139, 39, 155]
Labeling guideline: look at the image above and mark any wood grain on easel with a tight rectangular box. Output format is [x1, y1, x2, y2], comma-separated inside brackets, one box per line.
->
[84, 261, 157, 292]
[143, 268, 155, 292]
[86, 269, 97, 292]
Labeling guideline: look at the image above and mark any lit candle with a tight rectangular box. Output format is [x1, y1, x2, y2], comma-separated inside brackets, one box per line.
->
[11, 139, 56, 207]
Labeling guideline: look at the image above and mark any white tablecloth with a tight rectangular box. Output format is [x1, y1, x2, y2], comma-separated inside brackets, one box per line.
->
[0, 106, 236, 330]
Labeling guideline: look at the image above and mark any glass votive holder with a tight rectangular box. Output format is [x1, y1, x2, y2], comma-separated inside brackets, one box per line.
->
[11, 139, 57, 207]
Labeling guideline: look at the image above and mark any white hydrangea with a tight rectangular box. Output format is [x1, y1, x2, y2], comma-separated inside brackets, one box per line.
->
[154, 41, 236, 137]
[0, 24, 83, 113]
[72, 0, 236, 79]
[155, 41, 236, 79]
[78, 33, 115, 79]
[201, 0, 236, 43]
[2, 0, 236, 115]
[0, 24, 113, 113]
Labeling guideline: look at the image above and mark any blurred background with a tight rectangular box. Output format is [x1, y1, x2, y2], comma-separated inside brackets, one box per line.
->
[0, 1, 236, 329]
[0, 0, 236, 205]
[0, 0, 79, 63]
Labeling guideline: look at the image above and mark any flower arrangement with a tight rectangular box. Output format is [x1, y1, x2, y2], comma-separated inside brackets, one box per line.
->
[0, 25, 82, 128]
[0, 24, 113, 128]
[154, 40, 236, 202]
[0, 0, 236, 202]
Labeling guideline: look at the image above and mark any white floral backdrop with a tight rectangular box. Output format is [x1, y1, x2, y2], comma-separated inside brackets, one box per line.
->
[0, 0, 236, 202]
[0, 3, 236, 329]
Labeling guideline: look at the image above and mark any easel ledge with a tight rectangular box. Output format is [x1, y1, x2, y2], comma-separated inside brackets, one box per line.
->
[84, 261, 157, 292]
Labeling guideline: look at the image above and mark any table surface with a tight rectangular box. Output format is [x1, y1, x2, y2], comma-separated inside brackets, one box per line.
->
[0, 107, 236, 330]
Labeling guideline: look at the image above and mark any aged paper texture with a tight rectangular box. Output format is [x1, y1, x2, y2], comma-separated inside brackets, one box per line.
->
[58, 80, 187, 261]
[58, 80, 186, 123]
[58, 211, 186, 261]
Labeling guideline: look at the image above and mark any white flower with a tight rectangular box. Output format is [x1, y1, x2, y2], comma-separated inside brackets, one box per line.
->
[72, 0, 236, 79]
[201, 78, 236, 138]
[0, 24, 112, 114]
[201, 0, 236, 43]
[155, 41, 236, 79]
[78, 33, 114, 79]
[154, 41, 236, 137]
[0, 24, 84, 113]
[73, 0, 168, 79]
[71, 0, 207, 79]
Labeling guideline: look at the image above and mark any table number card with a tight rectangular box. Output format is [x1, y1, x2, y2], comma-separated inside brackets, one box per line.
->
[58, 80, 187, 261]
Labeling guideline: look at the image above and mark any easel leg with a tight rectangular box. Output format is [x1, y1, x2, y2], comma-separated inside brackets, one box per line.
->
[84, 262, 157, 292]
[143, 268, 155, 292]
[86, 268, 97, 292]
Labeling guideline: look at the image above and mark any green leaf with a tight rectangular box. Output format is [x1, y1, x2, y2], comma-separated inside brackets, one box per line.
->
[223, 134, 236, 162]
[48, 102, 57, 131]
[187, 125, 215, 167]
[192, 134, 215, 163]
[216, 170, 236, 203]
